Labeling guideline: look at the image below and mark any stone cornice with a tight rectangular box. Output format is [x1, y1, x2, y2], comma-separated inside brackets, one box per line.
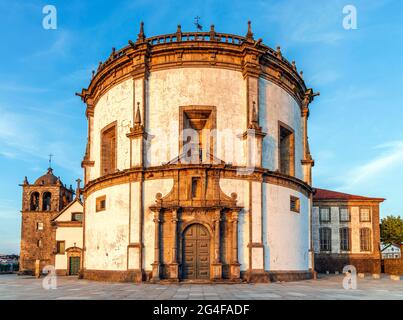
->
[82, 164, 312, 198]
[77, 29, 311, 109]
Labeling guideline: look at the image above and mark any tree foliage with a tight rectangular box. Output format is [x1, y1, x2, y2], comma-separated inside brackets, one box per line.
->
[380, 215, 403, 245]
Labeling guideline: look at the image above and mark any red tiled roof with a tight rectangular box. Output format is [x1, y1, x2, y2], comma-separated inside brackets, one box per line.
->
[313, 188, 385, 202]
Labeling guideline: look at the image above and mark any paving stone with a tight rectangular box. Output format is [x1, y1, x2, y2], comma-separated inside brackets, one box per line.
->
[0, 274, 402, 300]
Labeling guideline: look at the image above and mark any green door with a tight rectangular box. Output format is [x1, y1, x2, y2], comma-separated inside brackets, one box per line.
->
[69, 257, 80, 275]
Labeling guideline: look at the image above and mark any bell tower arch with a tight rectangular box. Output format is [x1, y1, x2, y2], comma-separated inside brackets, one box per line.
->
[19, 167, 74, 274]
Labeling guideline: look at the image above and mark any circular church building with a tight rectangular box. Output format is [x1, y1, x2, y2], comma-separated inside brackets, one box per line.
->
[78, 22, 318, 282]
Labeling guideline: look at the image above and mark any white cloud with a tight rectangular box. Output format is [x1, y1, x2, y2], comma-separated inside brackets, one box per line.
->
[0, 104, 82, 176]
[340, 140, 403, 190]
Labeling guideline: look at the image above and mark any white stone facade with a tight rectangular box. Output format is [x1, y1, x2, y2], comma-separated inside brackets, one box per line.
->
[79, 27, 316, 282]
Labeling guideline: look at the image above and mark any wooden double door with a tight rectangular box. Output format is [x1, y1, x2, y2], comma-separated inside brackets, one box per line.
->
[182, 224, 210, 280]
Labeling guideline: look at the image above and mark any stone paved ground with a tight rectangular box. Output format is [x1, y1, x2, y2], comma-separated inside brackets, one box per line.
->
[0, 274, 402, 300]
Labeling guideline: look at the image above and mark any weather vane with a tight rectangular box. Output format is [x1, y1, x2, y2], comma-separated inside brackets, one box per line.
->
[48, 153, 54, 169]
[194, 16, 202, 31]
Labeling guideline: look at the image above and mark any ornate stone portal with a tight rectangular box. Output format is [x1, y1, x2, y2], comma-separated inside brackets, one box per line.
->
[149, 167, 242, 282]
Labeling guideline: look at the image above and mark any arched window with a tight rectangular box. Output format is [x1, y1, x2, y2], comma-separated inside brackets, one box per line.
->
[30, 192, 40, 211]
[42, 192, 52, 211]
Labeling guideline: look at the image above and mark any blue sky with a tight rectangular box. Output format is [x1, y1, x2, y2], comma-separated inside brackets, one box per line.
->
[0, 0, 402, 254]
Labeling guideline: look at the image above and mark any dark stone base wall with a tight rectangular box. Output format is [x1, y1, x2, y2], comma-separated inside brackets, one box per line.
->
[82, 269, 313, 283]
[268, 271, 313, 282]
[384, 259, 403, 275]
[315, 254, 381, 274]
[83, 269, 144, 282]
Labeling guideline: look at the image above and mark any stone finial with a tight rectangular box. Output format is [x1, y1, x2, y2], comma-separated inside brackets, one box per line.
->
[98, 61, 102, 71]
[276, 46, 282, 57]
[75, 178, 81, 199]
[252, 101, 258, 123]
[292, 60, 297, 70]
[246, 21, 254, 40]
[56, 177, 61, 186]
[91, 70, 95, 78]
[111, 47, 116, 58]
[23, 176, 29, 185]
[134, 102, 142, 125]
[137, 21, 146, 42]
[248, 101, 262, 131]
[300, 70, 304, 79]
[210, 24, 216, 41]
[176, 24, 182, 41]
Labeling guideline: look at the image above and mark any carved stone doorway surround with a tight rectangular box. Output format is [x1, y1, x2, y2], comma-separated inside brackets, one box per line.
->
[149, 167, 242, 282]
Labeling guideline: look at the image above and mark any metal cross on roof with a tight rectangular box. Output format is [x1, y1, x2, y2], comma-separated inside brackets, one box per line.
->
[48, 154, 54, 169]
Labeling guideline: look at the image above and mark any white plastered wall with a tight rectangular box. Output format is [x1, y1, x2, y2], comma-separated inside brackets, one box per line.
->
[54, 200, 84, 271]
[143, 178, 174, 271]
[91, 79, 133, 180]
[219, 178, 250, 271]
[84, 184, 130, 270]
[146, 68, 246, 167]
[264, 184, 310, 271]
[259, 78, 303, 179]
[55, 227, 83, 271]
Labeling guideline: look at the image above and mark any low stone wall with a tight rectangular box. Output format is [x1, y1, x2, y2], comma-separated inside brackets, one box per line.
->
[384, 259, 403, 275]
[314, 254, 381, 274]
[83, 269, 144, 282]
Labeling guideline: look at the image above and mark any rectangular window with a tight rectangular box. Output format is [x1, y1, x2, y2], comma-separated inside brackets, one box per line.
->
[72, 212, 83, 222]
[96, 196, 106, 212]
[56, 241, 65, 254]
[320, 208, 330, 223]
[340, 228, 351, 251]
[339, 208, 350, 222]
[279, 123, 295, 176]
[37, 239, 43, 248]
[360, 228, 372, 252]
[101, 122, 117, 176]
[36, 222, 44, 231]
[360, 208, 371, 222]
[290, 196, 300, 213]
[320, 228, 332, 252]
[191, 177, 201, 199]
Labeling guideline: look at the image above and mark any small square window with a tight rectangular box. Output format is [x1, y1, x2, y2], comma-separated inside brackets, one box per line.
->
[56, 241, 65, 254]
[340, 208, 350, 222]
[290, 196, 300, 213]
[96, 196, 106, 212]
[37, 239, 43, 248]
[320, 208, 330, 222]
[36, 222, 44, 231]
[72, 213, 83, 222]
[360, 208, 371, 222]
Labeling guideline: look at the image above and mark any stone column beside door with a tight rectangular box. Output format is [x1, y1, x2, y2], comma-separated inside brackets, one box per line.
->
[230, 210, 241, 280]
[211, 209, 222, 280]
[168, 209, 179, 281]
[151, 210, 161, 282]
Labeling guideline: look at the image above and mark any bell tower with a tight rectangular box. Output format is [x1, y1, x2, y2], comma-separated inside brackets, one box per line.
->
[19, 167, 74, 274]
